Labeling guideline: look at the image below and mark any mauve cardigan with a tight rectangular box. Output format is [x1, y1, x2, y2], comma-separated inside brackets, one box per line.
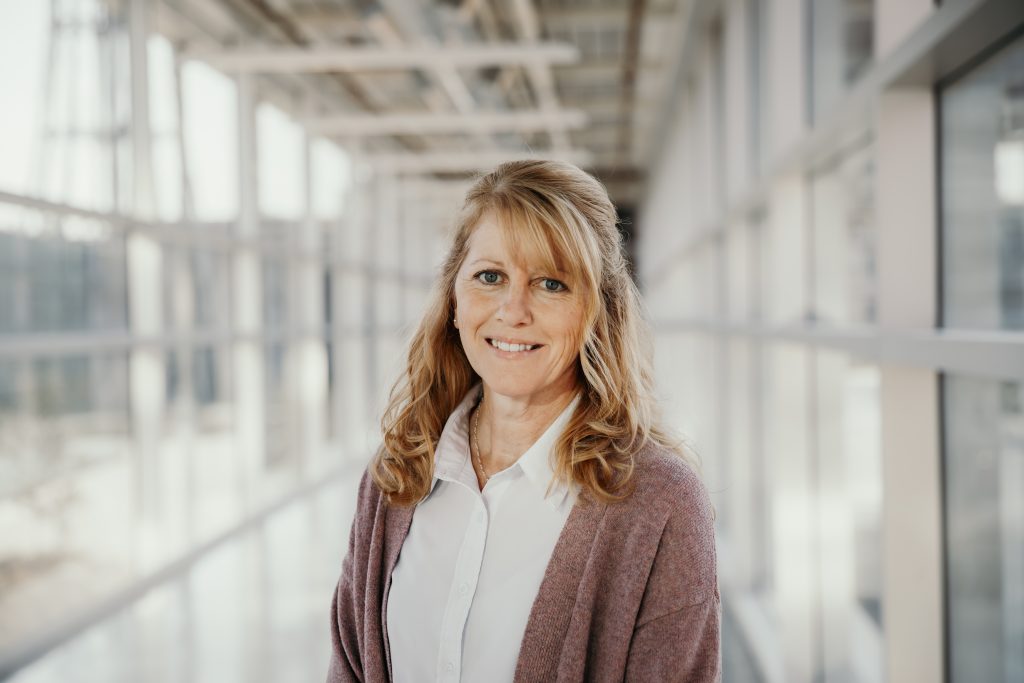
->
[327, 442, 721, 682]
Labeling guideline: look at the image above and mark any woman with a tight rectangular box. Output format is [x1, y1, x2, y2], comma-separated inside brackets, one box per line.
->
[327, 160, 720, 682]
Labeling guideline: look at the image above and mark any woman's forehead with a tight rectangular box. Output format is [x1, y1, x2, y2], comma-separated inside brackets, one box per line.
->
[465, 210, 568, 272]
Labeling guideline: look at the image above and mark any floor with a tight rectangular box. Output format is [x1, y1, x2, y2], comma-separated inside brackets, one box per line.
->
[5, 468, 759, 682]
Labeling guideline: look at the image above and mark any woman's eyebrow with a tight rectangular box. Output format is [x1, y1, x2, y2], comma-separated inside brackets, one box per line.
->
[468, 257, 569, 276]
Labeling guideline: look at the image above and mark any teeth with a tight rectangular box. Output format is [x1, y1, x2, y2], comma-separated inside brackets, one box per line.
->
[490, 339, 537, 353]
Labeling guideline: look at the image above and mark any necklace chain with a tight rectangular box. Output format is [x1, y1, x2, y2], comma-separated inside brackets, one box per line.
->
[471, 392, 489, 482]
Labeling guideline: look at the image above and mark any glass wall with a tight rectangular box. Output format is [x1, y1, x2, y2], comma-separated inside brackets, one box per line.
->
[809, 0, 875, 122]
[944, 376, 1024, 683]
[0, 2, 372, 670]
[814, 351, 882, 682]
[941, 33, 1024, 683]
[941, 36, 1024, 331]
[810, 141, 877, 327]
[641, 2, 894, 681]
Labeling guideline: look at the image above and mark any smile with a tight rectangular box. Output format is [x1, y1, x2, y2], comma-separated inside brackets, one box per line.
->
[487, 338, 543, 353]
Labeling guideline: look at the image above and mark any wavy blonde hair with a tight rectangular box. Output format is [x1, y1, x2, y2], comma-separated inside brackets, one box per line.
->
[370, 159, 688, 507]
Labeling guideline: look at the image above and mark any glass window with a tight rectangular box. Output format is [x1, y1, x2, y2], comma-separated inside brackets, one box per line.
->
[149, 35, 183, 223]
[191, 250, 227, 332]
[0, 1, 117, 210]
[20, 233, 128, 334]
[748, 0, 766, 177]
[262, 257, 289, 332]
[257, 103, 305, 222]
[762, 177, 807, 325]
[727, 222, 759, 322]
[311, 138, 352, 222]
[0, 352, 130, 496]
[941, 36, 1024, 330]
[810, 140, 877, 326]
[0, 3, 49, 195]
[761, 341, 811, 677]
[944, 375, 1024, 683]
[691, 244, 717, 319]
[814, 350, 883, 682]
[724, 338, 763, 587]
[653, 330, 697, 440]
[263, 340, 292, 471]
[181, 60, 238, 222]
[809, 0, 874, 122]
[0, 234, 28, 334]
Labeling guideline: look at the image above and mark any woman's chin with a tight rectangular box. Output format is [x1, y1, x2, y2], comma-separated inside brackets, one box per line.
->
[479, 380, 535, 399]
[476, 376, 578, 405]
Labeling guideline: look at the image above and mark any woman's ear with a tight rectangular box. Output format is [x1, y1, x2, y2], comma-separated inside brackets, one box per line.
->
[453, 307, 459, 328]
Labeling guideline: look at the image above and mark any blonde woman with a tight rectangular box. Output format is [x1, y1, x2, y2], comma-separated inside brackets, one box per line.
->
[327, 160, 720, 682]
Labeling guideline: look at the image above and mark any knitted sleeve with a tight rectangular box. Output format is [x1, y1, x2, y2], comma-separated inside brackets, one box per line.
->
[326, 468, 376, 683]
[623, 461, 721, 682]
[623, 590, 721, 681]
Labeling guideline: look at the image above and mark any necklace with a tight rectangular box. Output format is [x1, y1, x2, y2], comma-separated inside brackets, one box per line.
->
[471, 393, 490, 482]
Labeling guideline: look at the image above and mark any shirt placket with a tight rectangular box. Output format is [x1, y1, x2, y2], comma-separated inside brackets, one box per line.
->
[434, 490, 490, 681]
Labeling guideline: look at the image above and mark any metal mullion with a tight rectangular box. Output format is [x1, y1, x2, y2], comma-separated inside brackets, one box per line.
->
[654, 319, 1024, 378]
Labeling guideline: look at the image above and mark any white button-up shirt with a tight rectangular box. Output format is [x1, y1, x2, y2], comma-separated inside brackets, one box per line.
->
[387, 385, 581, 683]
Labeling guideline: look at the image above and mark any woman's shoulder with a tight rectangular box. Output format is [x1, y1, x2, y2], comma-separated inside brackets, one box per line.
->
[605, 441, 715, 538]
[630, 442, 710, 505]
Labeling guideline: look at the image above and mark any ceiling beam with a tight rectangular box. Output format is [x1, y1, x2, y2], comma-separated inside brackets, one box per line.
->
[539, 7, 673, 26]
[303, 109, 588, 136]
[361, 149, 593, 174]
[184, 42, 580, 73]
[510, 0, 571, 153]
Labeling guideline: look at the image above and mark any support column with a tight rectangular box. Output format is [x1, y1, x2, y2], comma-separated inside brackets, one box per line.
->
[876, 0, 935, 60]
[364, 171, 387, 426]
[374, 171, 401, 405]
[126, 0, 165, 521]
[333, 147, 371, 456]
[765, 173, 815, 682]
[233, 72, 265, 509]
[765, 0, 808, 162]
[876, 90, 944, 683]
[293, 124, 327, 474]
[170, 40, 200, 540]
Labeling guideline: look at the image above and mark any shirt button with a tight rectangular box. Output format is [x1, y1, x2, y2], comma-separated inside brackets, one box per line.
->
[445, 662, 455, 673]
[459, 582, 469, 594]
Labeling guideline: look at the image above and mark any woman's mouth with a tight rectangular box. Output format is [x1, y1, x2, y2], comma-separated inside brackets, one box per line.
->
[487, 338, 543, 354]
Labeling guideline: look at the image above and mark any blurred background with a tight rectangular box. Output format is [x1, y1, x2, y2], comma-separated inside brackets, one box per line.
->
[0, 0, 1022, 681]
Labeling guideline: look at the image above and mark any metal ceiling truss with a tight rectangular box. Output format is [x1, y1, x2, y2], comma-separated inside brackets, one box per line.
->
[152, 0, 687, 205]
[184, 42, 583, 72]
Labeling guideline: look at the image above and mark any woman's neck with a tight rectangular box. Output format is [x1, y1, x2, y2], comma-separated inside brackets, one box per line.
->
[475, 384, 577, 472]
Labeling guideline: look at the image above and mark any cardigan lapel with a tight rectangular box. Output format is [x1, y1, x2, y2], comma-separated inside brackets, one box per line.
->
[513, 493, 609, 682]
[380, 500, 415, 683]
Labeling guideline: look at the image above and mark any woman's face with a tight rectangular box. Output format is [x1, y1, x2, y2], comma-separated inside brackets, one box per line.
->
[453, 212, 587, 406]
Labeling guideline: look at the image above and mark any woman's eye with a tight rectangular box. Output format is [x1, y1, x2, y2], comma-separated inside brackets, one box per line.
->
[541, 278, 567, 292]
[476, 271, 501, 285]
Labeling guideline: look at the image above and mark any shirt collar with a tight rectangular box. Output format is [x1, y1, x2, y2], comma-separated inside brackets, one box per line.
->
[515, 392, 580, 511]
[429, 384, 580, 511]
[431, 386, 480, 488]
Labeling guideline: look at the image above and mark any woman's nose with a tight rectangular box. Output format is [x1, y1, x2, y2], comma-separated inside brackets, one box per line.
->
[496, 284, 532, 325]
